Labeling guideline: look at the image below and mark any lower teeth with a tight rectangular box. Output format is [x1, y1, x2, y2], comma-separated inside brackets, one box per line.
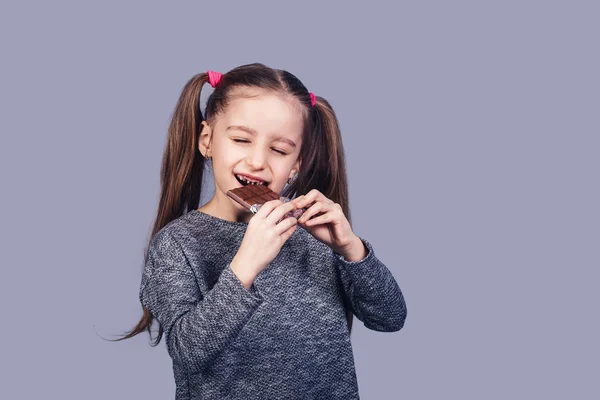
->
[236, 175, 266, 186]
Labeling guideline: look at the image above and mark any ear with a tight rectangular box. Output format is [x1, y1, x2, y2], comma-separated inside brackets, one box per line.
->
[289, 158, 301, 180]
[198, 121, 213, 158]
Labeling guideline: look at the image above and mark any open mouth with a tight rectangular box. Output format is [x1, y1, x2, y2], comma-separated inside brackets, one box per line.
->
[235, 174, 269, 187]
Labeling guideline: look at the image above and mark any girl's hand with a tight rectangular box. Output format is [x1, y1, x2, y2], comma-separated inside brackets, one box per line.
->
[233, 200, 298, 275]
[292, 189, 360, 256]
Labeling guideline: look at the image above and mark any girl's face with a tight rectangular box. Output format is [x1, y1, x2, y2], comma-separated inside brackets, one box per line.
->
[199, 89, 304, 222]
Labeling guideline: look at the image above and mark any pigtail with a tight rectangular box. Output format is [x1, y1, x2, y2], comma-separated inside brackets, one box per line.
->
[154, 72, 210, 230]
[110, 73, 211, 345]
[291, 95, 352, 227]
[293, 95, 355, 335]
[313, 96, 352, 227]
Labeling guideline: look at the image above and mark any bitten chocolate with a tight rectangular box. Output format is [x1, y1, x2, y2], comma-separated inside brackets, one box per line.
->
[227, 184, 306, 219]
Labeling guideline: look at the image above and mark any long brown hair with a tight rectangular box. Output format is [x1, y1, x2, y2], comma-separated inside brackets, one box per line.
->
[111, 63, 354, 346]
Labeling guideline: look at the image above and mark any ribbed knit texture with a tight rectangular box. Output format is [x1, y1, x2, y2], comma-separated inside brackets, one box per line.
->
[139, 209, 407, 399]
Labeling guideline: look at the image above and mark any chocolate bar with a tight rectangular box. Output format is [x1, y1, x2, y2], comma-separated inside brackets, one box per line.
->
[227, 184, 306, 220]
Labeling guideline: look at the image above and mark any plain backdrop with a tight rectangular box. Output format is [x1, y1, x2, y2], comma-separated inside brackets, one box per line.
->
[0, 1, 598, 399]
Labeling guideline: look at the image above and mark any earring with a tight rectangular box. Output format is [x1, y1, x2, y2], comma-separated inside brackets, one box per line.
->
[287, 173, 298, 185]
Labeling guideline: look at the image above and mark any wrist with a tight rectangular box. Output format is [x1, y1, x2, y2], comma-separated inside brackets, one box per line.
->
[230, 257, 258, 289]
[338, 235, 367, 262]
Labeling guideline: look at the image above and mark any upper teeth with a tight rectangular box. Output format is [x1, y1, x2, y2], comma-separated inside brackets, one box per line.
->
[236, 174, 265, 185]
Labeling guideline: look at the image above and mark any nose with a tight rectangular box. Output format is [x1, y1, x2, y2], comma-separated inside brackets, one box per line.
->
[245, 147, 267, 170]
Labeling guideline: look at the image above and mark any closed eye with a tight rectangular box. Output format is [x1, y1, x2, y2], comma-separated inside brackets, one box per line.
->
[232, 139, 288, 155]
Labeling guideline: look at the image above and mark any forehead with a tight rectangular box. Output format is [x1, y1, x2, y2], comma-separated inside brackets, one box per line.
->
[220, 89, 304, 141]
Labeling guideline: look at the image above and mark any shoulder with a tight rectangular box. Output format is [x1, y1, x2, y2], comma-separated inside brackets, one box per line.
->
[149, 211, 202, 255]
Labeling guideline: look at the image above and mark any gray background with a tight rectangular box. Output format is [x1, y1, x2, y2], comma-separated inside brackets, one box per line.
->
[1, 0, 598, 398]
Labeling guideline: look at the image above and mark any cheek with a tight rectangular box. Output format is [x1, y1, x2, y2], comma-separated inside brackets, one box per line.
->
[273, 162, 296, 181]
[217, 142, 244, 161]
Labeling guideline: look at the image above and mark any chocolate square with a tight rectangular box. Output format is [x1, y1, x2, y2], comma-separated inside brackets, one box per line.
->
[226, 184, 281, 210]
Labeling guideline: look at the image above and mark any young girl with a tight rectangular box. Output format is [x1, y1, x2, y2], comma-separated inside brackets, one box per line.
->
[117, 63, 407, 399]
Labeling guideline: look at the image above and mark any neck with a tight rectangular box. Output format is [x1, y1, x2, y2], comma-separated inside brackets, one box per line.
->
[199, 195, 252, 223]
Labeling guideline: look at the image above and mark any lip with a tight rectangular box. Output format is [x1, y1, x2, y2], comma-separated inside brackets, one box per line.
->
[234, 172, 268, 183]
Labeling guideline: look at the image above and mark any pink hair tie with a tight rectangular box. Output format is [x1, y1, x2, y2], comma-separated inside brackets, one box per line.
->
[207, 70, 223, 88]
[309, 92, 316, 107]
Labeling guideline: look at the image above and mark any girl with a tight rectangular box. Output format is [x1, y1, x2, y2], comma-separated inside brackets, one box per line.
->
[117, 63, 407, 399]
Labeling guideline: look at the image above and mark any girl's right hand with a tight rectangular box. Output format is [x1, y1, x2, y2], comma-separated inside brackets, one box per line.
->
[232, 199, 298, 276]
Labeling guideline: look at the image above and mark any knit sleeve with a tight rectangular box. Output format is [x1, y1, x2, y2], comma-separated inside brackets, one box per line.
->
[139, 229, 264, 374]
[333, 237, 407, 332]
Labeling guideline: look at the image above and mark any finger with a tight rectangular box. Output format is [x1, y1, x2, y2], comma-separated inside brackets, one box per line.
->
[266, 200, 297, 225]
[293, 191, 317, 208]
[295, 190, 333, 208]
[303, 212, 334, 226]
[281, 222, 298, 241]
[291, 195, 309, 209]
[307, 189, 334, 204]
[298, 201, 325, 223]
[275, 216, 298, 235]
[298, 201, 331, 224]
[291, 195, 305, 205]
[255, 199, 283, 218]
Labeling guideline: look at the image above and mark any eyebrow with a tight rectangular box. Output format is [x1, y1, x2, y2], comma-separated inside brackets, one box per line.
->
[226, 125, 297, 149]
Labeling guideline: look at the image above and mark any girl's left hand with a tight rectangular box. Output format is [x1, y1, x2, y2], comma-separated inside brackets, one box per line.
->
[291, 189, 358, 255]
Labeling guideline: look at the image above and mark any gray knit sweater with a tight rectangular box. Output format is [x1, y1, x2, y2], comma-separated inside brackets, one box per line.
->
[139, 209, 407, 399]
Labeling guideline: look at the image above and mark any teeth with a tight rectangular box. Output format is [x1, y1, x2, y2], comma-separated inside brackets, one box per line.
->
[236, 174, 266, 185]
